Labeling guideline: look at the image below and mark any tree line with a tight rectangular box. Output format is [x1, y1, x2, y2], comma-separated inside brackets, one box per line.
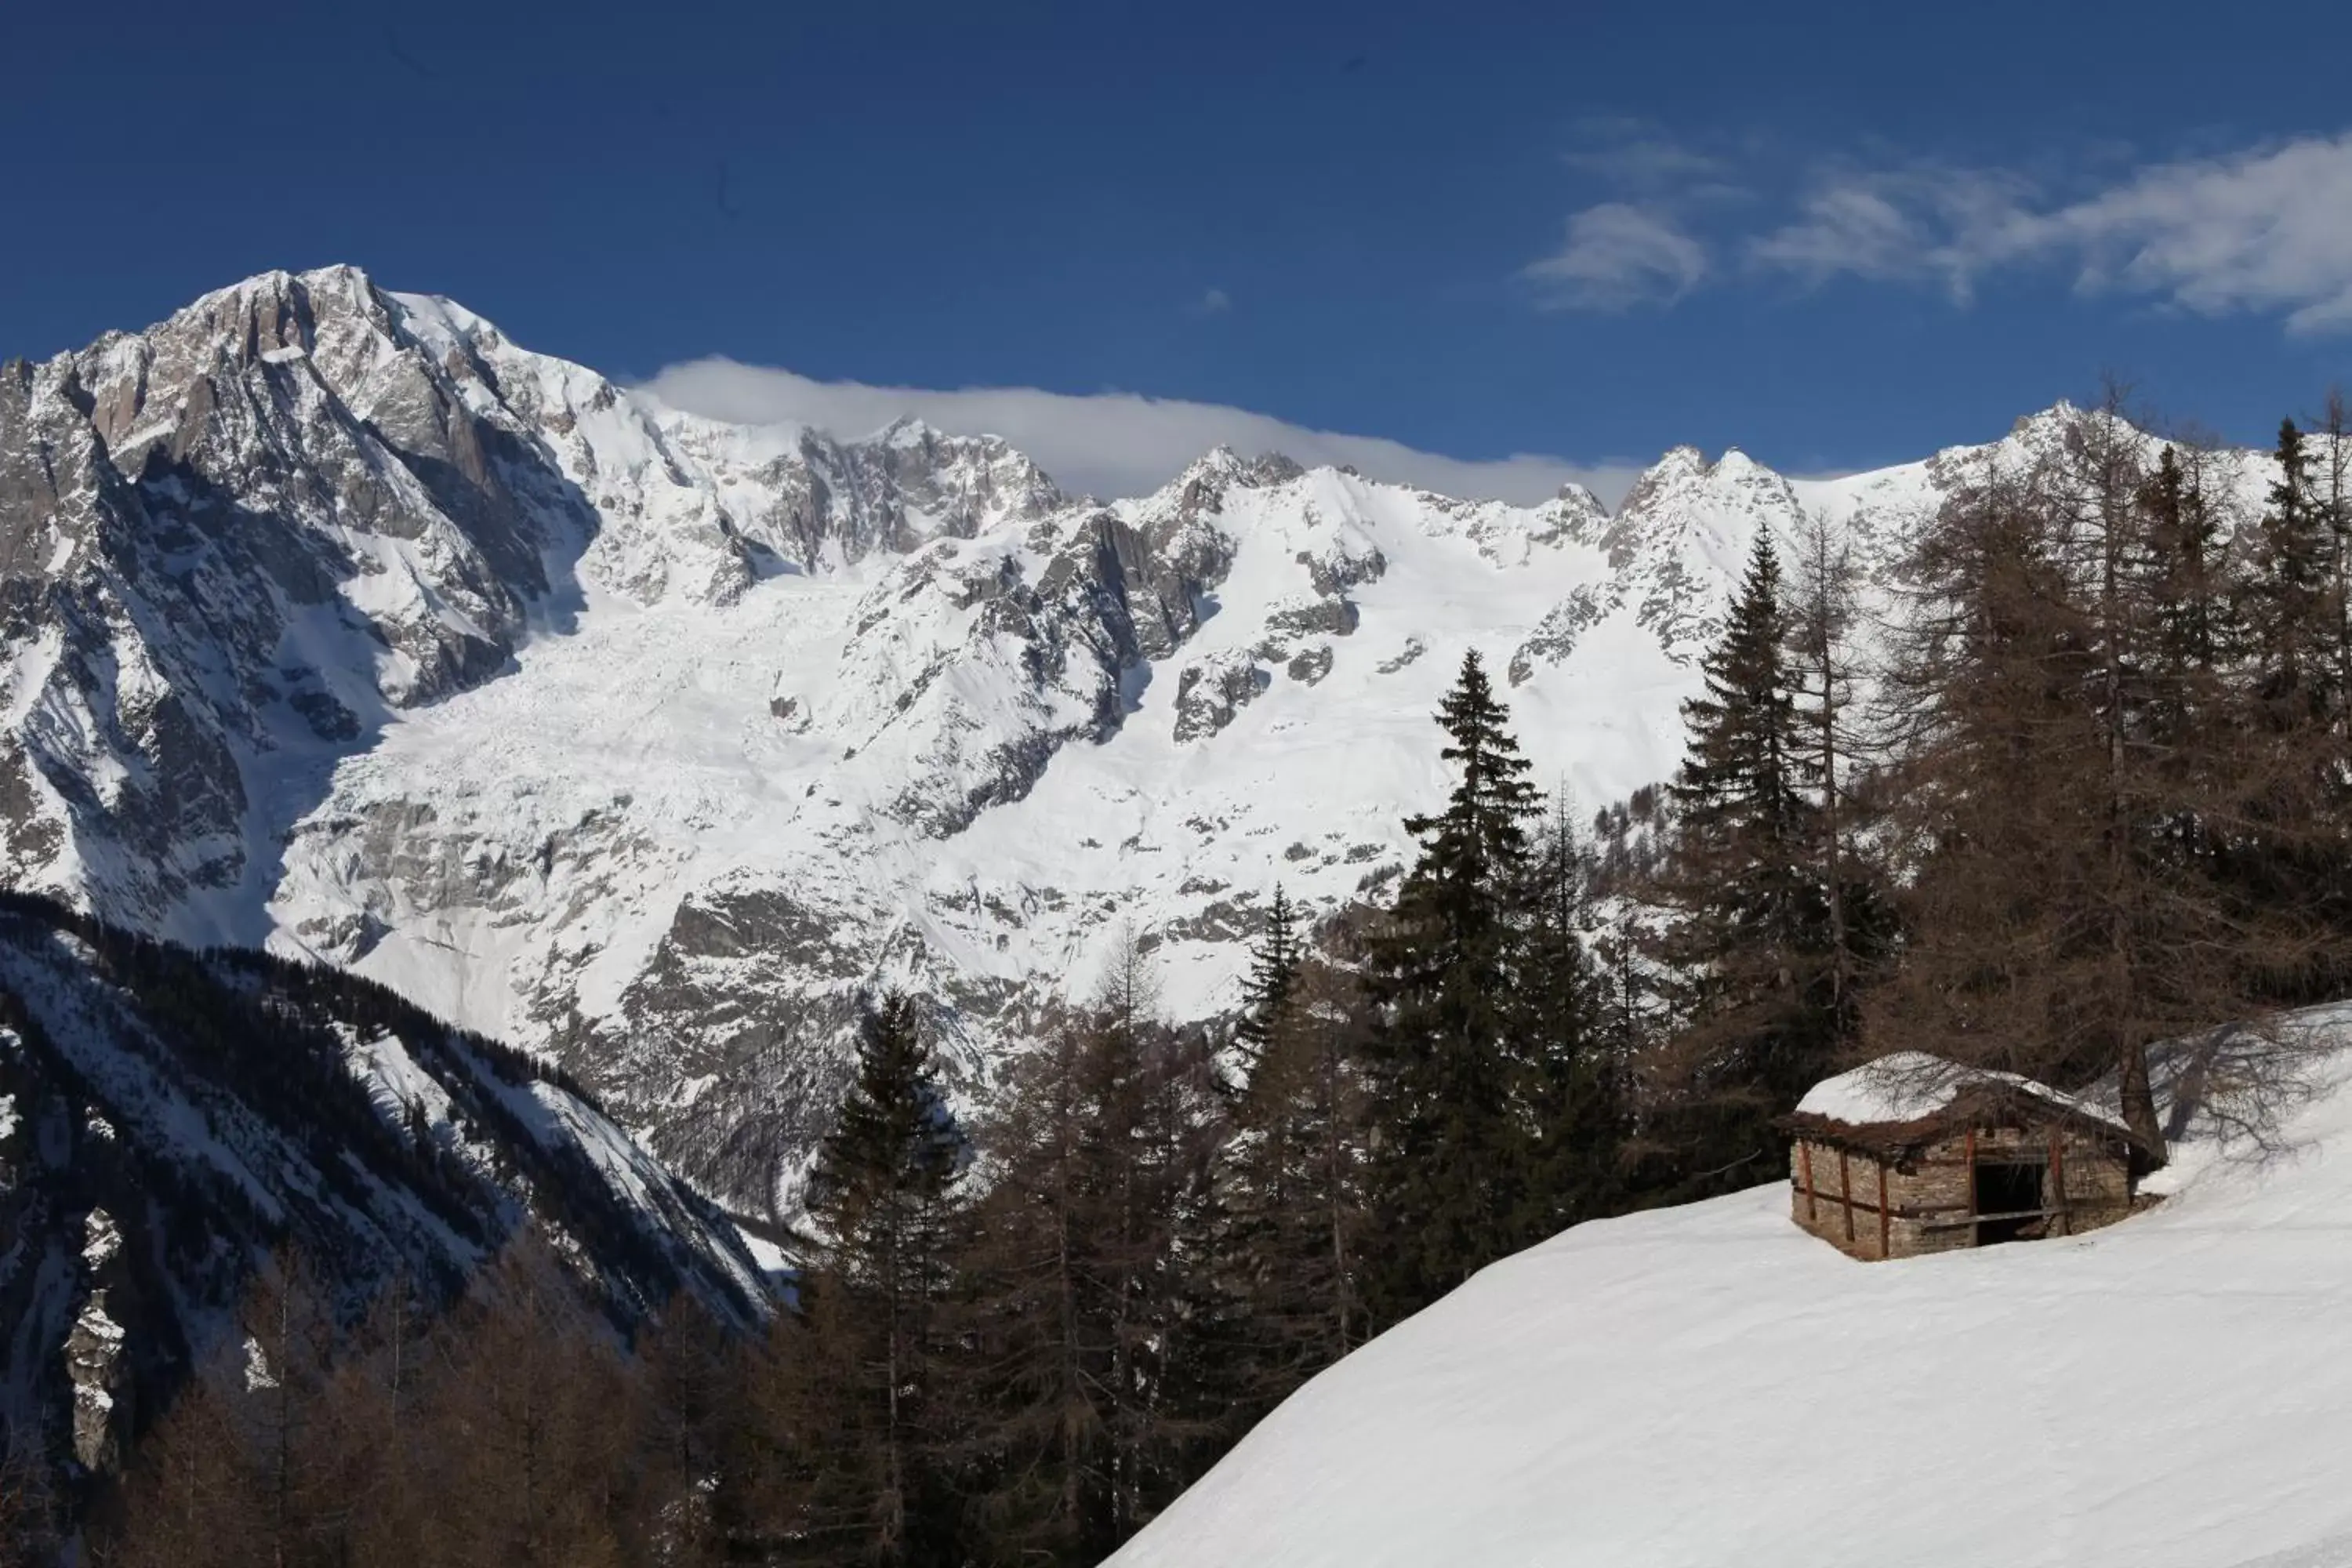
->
[45, 397, 2352, 1567]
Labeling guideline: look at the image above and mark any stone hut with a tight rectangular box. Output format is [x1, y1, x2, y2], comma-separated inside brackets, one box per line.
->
[1781, 1053, 2157, 1261]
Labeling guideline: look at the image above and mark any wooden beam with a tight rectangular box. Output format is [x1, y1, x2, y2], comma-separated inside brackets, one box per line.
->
[1800, 1142, 1818, 1224]
[1840, 1149, 1855, 1243]
[1878, 1161, 1891, 1258]
[1965, 1128, 1979, 1247]
[2049, 1127, 2069, 1236]
[1919, 1207, 2065, 1231]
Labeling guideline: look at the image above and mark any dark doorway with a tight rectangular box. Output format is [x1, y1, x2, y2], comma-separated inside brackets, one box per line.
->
[1973, 1160, 2048, 1246]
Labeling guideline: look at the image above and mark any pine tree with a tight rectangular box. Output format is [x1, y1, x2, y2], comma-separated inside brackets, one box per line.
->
[108, 1249, 365, 1568]
[1871, 411, 2352, 1159]
[782, 990, 967, 1567]
[1359, 649, 1543, 1321]
[2140, 444, 2234, 744]
[1516, 794, 1617, 1233]
[1655, 532, 1835, 1185]
[2251, 417, 2332, 727]
[1233, 886, 1301, 1064]
[962, 945, 1224, 1565]
[1216, 959, 1370, 1428]
[2224, 413, 2352, 1006]
[2318, 391, 2352, 730]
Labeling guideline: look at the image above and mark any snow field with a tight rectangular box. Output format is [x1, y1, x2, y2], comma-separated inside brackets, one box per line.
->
[1112, 1019, 2352, 1568]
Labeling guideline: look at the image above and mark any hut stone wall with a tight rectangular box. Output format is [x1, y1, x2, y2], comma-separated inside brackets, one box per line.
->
[1788, 1121, 2133, 1261]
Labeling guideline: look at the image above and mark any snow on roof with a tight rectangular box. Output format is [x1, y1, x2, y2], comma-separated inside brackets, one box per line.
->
[1795, 1051, 2129, 1133]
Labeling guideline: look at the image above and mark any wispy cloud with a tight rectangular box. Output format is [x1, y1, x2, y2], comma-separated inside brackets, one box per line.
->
[635, 361, 1645, 506]
[1751, 132, 2352, 332]
[1561, 138, 1733, 191]
[1746, 165, 2038, 303]
[1530, 127, 2352, 333]
[1191, 286, 1232, 317]
[1523, 203, 1708, 311]
[2034, 134, 2352, 332]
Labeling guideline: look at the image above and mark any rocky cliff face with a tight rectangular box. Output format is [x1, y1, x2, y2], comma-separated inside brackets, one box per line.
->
[0, 267, 2258, 1215]
[0, 268, 1070, 938]
[0, 894, 768, 1479]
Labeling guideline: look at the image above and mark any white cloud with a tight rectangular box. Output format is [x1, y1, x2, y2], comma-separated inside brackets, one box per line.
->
[1748, 133, 2352, 331]
[1562, 138, 1733, 191]
[1747, 166, 2036, 302]
[637, 360, 1645, 506]
[1523, 202, 1708, 311]
[1192, 286, 1232, 316]
[2042, 135, 2352, 332]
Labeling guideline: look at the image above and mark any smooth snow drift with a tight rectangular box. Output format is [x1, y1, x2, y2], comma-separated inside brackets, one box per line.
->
[1795, 1050, 2132, 1132]
[1111, 1022, 2352, 1568]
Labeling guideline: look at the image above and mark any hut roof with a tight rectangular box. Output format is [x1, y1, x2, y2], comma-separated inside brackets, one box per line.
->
[1795, 1052, 2128, 1132]
[1784, 1052, 2153, 1169]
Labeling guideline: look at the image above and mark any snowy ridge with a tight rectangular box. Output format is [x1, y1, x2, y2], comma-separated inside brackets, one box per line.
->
[0, 267, 2284, 1207]
[1109, 1014, 2352, 1568]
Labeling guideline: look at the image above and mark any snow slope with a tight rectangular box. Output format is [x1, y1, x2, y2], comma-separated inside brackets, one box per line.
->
[1110, 1022, 2352, 1568]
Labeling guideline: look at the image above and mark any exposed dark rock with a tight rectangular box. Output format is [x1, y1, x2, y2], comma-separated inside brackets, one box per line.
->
[1172, 655, 1269, 743]
[1287, 644, 1334, 685]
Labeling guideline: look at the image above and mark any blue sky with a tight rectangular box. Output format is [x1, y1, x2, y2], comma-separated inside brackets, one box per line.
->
[9, 0, 2352, 502]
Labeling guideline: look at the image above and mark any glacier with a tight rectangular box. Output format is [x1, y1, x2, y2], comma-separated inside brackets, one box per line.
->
[0, 264, 2273, 1210]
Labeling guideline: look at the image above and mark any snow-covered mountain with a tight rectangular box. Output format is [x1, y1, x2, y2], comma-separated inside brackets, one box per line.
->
[0, 892, 768, 1474]
[1105, 1021, 2352, 1568]
[0, 266, 2262, 1209]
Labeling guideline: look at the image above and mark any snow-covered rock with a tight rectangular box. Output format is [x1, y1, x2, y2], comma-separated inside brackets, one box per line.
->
[1108, 1014, 2352, 1568]
[66, 1207, 127, 1471]
[0, 268, 2283, 1209]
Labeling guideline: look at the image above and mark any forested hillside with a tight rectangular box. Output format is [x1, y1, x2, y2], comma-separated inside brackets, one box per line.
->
[0, 894, 766, 1556]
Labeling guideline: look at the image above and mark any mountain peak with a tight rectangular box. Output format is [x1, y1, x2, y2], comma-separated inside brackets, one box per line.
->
[180, 263, 379, 319]
[1185, 444, 1249, 480]
[875, 413, 949, 447]
[1175, 445, 1303, 492]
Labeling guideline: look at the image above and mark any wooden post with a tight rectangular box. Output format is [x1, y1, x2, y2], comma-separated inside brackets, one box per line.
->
[1800, 1142, 1818, 1224]
[1839, 1149, 1855, 1244]
[2049, 1129, 2069, 1236]
[1877, 1161, 1891, 1259]
[1964, 1129, 1979, 1247]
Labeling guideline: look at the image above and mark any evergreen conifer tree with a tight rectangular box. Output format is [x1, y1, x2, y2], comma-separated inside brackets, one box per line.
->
[1233, 886, 1301, 1064]
[1360, 649, 1543, 1321]
[1216, 960, 1370, 1428]
[2252, 418, 2332, 727]
[2140, 445, 2233, 742]
[1516, 794, 1617, 1233]
[1655, 532, 1835, 1185]
[785, 990, 967, 1566]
